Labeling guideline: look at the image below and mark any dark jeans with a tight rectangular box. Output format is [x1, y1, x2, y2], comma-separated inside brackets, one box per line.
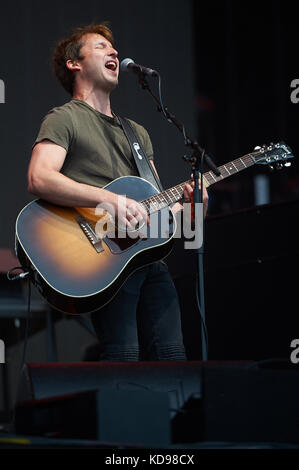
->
[91, 261, 186, 361]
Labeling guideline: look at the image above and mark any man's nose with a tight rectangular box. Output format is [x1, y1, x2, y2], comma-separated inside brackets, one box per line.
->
[109, 47, 118, 58]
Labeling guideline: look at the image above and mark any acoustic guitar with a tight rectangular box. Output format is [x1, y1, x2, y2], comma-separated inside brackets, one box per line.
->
[15, 142, 294, 314]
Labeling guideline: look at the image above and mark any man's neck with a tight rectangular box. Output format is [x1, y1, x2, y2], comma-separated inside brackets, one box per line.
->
[72, 88, 113, 117]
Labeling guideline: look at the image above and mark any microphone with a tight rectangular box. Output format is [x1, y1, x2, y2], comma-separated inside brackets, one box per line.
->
[120, 58, 158, 77]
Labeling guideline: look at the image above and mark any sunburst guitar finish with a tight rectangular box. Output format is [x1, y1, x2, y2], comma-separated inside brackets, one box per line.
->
[16, 176, 175, 314]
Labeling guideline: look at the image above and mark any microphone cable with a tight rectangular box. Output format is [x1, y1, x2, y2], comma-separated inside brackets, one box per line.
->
[6, 266, 32, 431]
[157, 73, 189, 147]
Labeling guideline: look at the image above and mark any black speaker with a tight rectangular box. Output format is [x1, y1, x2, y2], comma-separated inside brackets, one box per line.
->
[17, 361, 299, 445]
[17, 361, 205, 445]
[18, 361, 203, 410]
[15, 388, 170, 446]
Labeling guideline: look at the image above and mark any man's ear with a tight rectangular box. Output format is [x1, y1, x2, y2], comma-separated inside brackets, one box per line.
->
[66, 60, 81, 72]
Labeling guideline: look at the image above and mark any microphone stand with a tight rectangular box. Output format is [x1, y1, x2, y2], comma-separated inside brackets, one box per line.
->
[137, 73, 220, 361]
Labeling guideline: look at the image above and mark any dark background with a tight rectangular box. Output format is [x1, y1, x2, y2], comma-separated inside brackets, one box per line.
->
[193, 0, 299, 213]
[0, 0, 298, 369]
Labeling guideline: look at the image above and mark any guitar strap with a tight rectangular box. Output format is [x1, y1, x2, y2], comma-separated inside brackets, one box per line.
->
[117, 115, 163, 192]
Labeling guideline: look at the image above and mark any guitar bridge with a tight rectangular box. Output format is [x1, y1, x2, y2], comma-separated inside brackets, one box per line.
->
[76, 216, 104, 253]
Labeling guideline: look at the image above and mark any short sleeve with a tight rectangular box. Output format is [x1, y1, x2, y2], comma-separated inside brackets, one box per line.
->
[33, 107, 74, 151]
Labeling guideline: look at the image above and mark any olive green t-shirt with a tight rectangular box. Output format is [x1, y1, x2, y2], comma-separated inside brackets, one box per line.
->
[34, 99, 154, 188]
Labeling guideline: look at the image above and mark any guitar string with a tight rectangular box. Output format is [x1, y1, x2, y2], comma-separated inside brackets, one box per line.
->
[140, 152, 257, 214]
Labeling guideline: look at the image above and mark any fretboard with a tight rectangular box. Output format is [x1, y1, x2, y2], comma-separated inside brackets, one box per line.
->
[141, 152, 257, 214]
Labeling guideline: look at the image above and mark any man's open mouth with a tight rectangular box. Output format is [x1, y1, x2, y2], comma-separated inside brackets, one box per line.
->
[105, 60, 117, 71]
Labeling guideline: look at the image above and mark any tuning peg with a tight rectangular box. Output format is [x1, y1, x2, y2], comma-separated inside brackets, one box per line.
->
[284, 162, 292, 168]
[269, 165, 275, 171]
[276, 163, 283, 170]
[254, 146, 261, 151]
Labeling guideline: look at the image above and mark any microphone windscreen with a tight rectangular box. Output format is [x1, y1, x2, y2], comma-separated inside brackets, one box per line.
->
[120, 58, 134, 72]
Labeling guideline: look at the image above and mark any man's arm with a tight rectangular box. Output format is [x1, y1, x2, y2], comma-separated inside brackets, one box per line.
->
[28, 140, 116, 207]
[28, 140, 149, 227]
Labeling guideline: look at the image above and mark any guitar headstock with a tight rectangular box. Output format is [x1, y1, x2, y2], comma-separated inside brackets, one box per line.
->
[253, 141, 295, 169]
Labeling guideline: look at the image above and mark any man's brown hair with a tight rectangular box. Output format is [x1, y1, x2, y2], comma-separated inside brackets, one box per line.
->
[52, 23, 114, 95]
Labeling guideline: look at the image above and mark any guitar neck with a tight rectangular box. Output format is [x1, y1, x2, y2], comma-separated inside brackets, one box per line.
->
[141, 151, 257, 214]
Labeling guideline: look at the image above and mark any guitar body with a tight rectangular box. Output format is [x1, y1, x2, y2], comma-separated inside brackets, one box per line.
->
[16, 176, 175, 315]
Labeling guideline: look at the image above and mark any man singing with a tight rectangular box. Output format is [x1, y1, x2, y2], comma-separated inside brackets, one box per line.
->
[27, 23, 208, 361]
